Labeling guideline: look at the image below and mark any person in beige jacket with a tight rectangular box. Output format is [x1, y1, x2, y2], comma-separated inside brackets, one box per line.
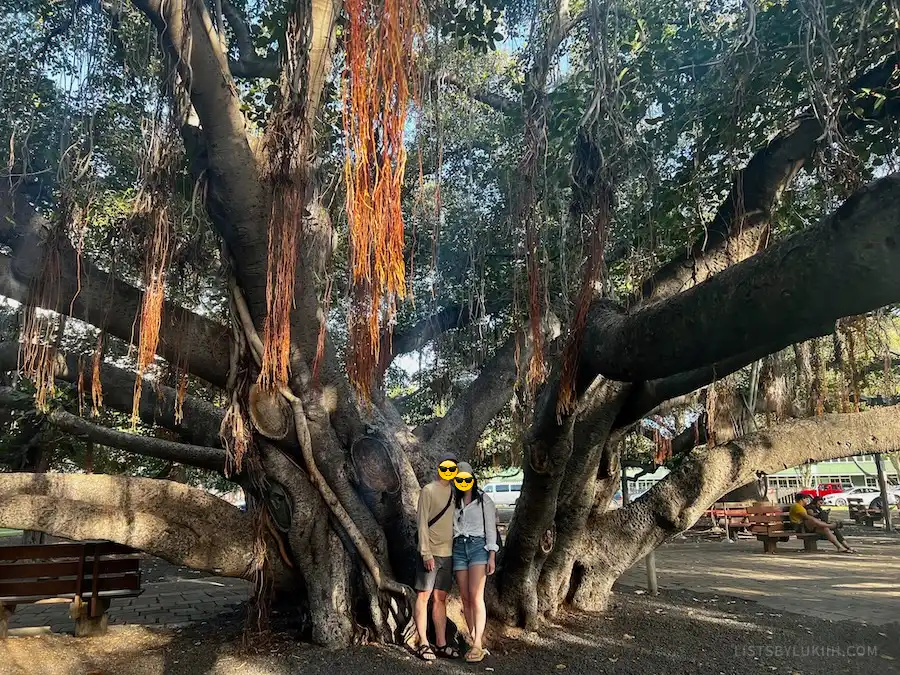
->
[412, 452, 460, 661]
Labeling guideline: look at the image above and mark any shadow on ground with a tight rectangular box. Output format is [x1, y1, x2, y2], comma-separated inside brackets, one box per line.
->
[2, 588, 898, 675]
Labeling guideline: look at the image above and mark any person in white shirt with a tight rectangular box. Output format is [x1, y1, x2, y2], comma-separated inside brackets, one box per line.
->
[451, 461, 498, 663]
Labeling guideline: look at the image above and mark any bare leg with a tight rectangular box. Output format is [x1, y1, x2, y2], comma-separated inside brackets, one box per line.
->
[415, 590, 432, 646]
[456, 569, 474, 640]
[467, 564, 488, 651]
[432, 590, 449, 648]
[817, 525, 846, 550]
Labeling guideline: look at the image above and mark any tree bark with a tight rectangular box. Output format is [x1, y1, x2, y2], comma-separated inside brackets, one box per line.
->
[567, 404, 900, 611]
[0, 185, 231, 387]
[582, 173, 900, 383]
[47, 409, 226, 473]
[637, 54, 900, 304]
[0, 341, 225, 448]
[0, 473, 257, 577]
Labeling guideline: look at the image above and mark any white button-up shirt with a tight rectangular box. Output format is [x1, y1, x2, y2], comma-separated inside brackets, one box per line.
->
[453, 492, 500, 552]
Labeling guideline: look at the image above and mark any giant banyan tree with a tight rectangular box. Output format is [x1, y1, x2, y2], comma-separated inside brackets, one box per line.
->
[1, 0, 900, 647]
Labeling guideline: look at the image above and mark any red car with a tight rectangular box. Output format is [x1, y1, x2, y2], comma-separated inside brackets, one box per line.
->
[797, 483, 848, 498]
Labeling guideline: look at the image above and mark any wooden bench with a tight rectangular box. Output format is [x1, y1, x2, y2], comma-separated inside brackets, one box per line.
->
[847, 498, 868, 523]
[703, 501, 752, 531]
[747, 503, 820, 553]
[0, 541, 142, 638]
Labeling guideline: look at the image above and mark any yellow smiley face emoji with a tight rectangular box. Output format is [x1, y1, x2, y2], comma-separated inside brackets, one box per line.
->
[454, 472, 474, 492]
[438, 461, 458, 480]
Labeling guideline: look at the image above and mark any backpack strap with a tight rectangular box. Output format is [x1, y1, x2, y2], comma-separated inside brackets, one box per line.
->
[428, 491, 453, 528]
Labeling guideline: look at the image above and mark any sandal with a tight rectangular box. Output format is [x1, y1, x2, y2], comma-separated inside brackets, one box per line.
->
[413, 644, 437, 662]
[465, 647, 488, 663]
[434, 644, 460, 659]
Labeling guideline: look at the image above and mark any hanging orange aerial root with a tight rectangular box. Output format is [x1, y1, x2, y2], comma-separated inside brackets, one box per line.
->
[343, 0, 421, 400]
[653, 429, 672, 465]
[132, 204, 171, 426]
[91, 331, 104, 416]
[257, 7, 311, 391]
[258, 184, 303, 389]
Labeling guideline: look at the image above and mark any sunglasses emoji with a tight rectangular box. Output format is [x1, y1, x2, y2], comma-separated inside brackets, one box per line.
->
[454, 472, 475, 492]
[438, 461, 458, 480]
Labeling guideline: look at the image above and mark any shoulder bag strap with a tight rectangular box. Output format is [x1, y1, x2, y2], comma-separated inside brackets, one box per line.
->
[428, 491, 453, 528]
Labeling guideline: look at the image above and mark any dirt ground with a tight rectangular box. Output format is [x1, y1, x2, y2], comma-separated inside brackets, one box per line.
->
[2, 587, 898, 675]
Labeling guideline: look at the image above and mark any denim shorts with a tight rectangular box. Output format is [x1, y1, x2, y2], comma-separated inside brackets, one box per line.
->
[452, 535, 489, 572]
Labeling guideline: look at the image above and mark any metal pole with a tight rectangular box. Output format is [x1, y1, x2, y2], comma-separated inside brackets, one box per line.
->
[874, 453, 894, 532]
[623, 464, 659, 594]
[646, 550, 658, 595]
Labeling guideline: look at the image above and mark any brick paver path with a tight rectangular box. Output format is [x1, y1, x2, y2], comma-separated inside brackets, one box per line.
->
[7, 577, 251, 633]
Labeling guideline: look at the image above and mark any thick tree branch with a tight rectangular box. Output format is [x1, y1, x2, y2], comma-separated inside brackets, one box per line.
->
[0, 342, 224, 448]
[571, 403, 900, 609]
[221, 0, 280, 79]
[613, 326, 817, 429]
[380, 303, 489, 375]
[47, 409, 226, 472]
[130, 0, 271, 318]
[0, 473, 255, 578]
[305, 0, 342, 129]
[0, 184, 231, 387]
[582, 172, 900, 383]
[637, 54, 900, 304]
[419, 334, 522, 477]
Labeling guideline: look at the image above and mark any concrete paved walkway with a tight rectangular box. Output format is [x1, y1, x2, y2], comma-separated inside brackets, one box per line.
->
[7, 577, 251, 634]
[617, 532, 900, 625]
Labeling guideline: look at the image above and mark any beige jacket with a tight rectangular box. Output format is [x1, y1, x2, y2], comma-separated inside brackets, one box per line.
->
[417, 481, 453, 561]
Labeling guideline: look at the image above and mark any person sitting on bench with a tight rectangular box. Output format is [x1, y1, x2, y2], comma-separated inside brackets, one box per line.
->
[807, 496, 831, 522]
[789, 495, 856, 554]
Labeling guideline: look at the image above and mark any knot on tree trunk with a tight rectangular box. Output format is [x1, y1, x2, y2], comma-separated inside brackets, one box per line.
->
[249, 384, 292, 439]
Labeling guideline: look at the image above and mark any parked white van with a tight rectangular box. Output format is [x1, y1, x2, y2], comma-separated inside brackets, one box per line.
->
[483, 481, 522, 508]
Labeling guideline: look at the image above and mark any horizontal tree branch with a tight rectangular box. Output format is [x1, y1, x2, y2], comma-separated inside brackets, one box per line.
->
[438, 74, 519, 116]
[47, 409, 226, 473]
[0, 341, 224, 448]
[0, 472, 255, 577]
[0, 184, 231, 387]
[582, 172, 900, 383]
[636, 54, 900, 304]
[612, 326, 818, 430]
[572, 403, 900, 608]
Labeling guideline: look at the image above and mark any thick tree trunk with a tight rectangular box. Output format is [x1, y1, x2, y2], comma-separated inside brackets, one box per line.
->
[534, 382, 627, 616]
[497, 378, 627, 627]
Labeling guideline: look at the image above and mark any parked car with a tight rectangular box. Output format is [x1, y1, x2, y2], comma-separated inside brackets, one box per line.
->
[822, 486, 883, 507]
[483, 482, 522, 508]
[797, 482, 849, 498]
[869, 487, 900, 511]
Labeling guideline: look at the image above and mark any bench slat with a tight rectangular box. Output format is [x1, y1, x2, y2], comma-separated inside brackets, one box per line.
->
[747, 514, 785, 523]
[745, 505, 785, 515]
[0, 573, 140, 599]
[0, 588, 142, 604]
[0, 558, 140, 581]
[0, 542, 135, 562]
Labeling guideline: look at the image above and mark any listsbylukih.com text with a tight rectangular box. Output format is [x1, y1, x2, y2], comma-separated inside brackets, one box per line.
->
[734, 645, 878, 658]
